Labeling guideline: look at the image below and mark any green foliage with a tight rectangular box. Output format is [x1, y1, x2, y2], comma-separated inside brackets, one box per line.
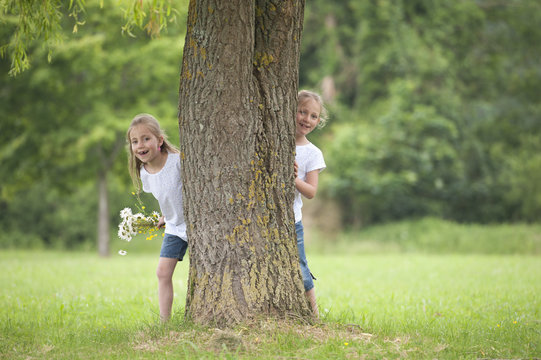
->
[1, 250, 539, 358]
[0, 182, 96, 249]
[0, 0, 182, 76]
[503, 139, 541, 221]
[324, 87, 461, 224]
[0, 0, 75, 75]
[303, 0, 541, 225]
[0, 1, 186, 249]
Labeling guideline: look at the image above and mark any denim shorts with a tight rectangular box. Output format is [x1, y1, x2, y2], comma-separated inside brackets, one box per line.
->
[295, 221, 315, 291]
[160, 233, 188, 261]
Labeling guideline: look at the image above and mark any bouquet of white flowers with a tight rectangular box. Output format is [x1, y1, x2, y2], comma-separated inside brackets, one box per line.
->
[118, 207, 160, 242]
[117, 206, 161, 256]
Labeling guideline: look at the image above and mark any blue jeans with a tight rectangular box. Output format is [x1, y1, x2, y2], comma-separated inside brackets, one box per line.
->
[295, 221, 315, 291]
[160, 234, 188, 261]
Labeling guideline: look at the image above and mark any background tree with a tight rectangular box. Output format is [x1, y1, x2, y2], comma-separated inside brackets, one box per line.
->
[178, 0, 311, 326]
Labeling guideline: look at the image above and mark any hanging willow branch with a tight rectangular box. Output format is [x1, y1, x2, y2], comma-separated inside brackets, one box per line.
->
[0, 0, 178, 76]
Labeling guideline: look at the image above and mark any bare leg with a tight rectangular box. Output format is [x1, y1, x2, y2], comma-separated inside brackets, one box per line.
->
[156, 257, 178, 322]
[305, 288, 319, 318]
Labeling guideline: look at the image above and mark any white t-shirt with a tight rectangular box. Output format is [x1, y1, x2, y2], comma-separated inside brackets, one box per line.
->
[294, 143, 326, 223]
[140, 153, 187, 239]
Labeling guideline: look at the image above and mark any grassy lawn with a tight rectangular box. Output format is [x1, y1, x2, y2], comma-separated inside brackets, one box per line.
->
[1, 247, 539, 359]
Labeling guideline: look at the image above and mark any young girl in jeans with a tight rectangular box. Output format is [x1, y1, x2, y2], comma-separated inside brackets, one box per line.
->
[293, 90, 327, 317]
[126, 113, 188, 322]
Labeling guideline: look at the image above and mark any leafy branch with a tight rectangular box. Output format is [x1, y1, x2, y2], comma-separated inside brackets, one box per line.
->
[0, 0, 178, 76]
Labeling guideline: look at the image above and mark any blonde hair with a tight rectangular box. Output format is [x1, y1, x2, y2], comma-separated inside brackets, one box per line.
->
[126, 113, 179, 193]
[298, 90, 328, 128]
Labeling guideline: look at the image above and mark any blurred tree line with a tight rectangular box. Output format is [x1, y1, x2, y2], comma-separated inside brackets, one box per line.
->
[301, 0, 541, 225]
[1, 0, 540, 250]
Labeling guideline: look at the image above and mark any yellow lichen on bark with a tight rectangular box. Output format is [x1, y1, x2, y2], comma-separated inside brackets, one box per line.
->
[254, 52, 275, 68]
[225, 218, 253, 245]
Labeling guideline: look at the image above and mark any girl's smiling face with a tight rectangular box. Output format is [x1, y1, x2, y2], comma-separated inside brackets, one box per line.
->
[129, 124, 163, 164]
[296, 98, 321, 138]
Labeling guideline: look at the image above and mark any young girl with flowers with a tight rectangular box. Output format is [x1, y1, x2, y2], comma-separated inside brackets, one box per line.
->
[126, 113, 187, 322]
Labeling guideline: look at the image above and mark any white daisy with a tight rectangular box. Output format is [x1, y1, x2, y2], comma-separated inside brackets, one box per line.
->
[120, 207, 132, 219]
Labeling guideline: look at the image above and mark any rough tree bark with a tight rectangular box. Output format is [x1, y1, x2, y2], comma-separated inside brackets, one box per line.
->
[178, 0, 311, 326]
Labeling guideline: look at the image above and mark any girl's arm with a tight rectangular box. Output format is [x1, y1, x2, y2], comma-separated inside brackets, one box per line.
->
[295, 169, 320, 199]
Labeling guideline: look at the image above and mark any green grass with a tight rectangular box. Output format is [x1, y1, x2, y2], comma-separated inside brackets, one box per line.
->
[310, 217, 541, 255]
[1, 247, 539, 359]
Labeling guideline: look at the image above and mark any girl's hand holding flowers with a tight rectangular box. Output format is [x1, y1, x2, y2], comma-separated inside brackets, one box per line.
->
[117, 207, 161, 255]
[156, 216, 165, 229]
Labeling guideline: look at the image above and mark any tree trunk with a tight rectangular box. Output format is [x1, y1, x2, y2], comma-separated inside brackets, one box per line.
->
[97, 170, 110, 257]
[96, 136, 123, 257]
[178, 0, 310, 326]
